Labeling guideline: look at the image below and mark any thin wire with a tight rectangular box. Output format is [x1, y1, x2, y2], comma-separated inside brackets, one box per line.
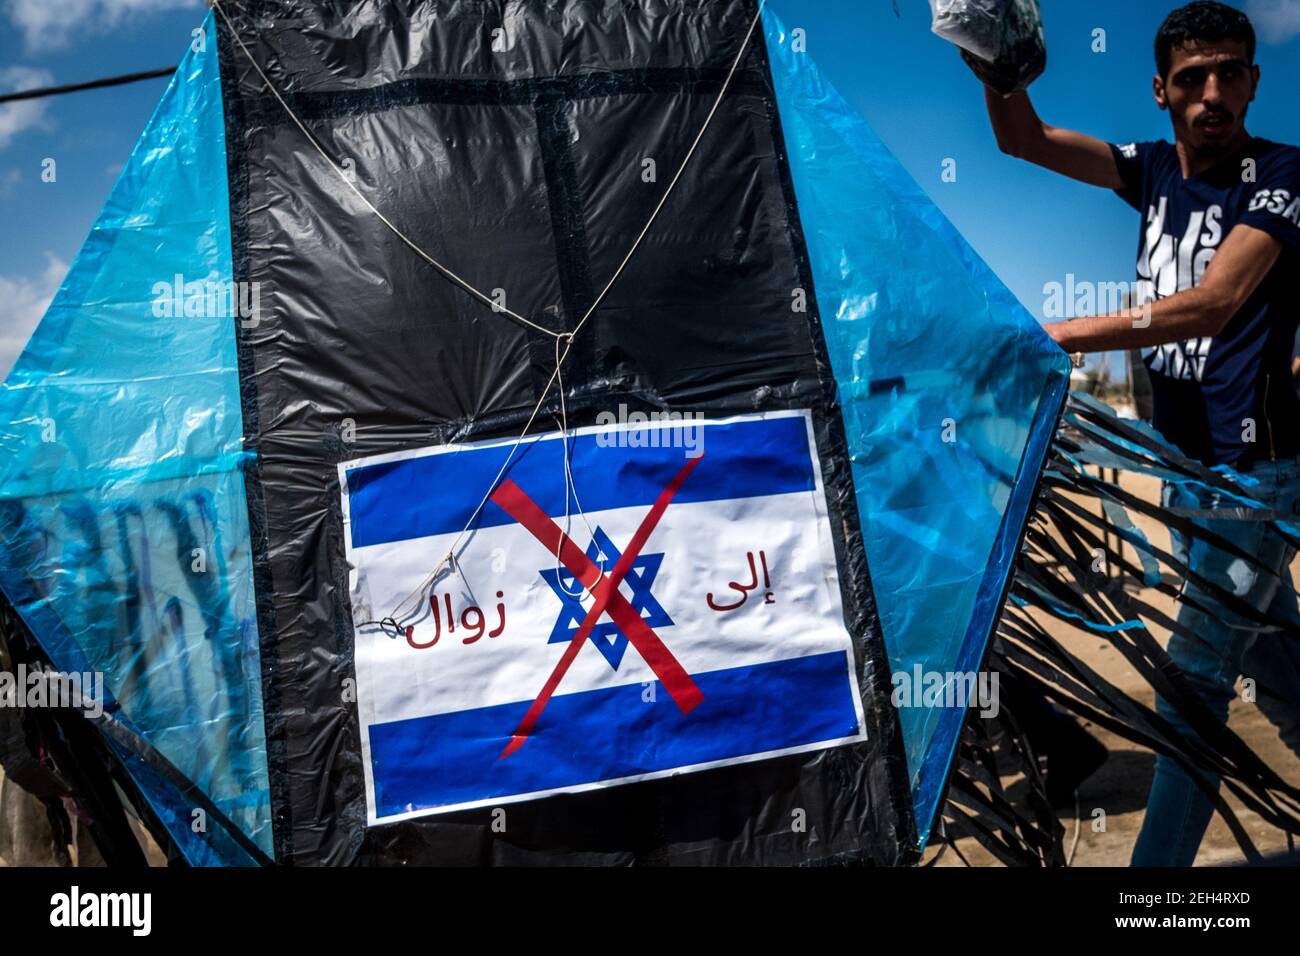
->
[1067, 791, 1082, 866]
[0, 67, 174, 105]
[552, 335, 603, 599]
[211, 0, 560, 340]
[384, 357, 564, 622]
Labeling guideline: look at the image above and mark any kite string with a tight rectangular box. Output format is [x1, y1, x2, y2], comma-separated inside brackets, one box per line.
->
[552, 334, 604, 600]
[384, 0, 765, 624]
[210, 0, 559, 340]
[384, 355, 564, 623]
[214, 0, 767, 624]
[568, 0, 766, 341]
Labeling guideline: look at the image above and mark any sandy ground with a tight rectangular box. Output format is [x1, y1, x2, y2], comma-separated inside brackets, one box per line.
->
[925, 468, 1300, 867]
[0, 767, 165, 867]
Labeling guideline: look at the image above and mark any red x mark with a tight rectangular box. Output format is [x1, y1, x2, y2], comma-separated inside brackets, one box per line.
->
[491, 454, 706, 759]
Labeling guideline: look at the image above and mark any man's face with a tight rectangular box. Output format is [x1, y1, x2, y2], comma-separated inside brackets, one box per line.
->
[1154, 39, 1259, 155]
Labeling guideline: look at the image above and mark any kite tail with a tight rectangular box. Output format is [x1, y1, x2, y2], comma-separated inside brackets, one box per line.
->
[939, 393, 1300, 866]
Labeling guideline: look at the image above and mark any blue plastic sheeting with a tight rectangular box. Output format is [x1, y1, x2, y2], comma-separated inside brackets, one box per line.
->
[0, 14, 271, 861]
[763, 8, 1070, 846]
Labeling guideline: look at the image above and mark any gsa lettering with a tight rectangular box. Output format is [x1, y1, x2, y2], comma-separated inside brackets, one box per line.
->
[1247, 188, 1300, 225]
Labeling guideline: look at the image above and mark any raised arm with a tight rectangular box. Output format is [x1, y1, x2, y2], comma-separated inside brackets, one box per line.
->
[986, 88, 1125, 190]
[1046, 224, 1284, 353]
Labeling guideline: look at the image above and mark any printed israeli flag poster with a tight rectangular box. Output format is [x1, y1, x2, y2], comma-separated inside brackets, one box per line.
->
[340, 410, 867, 825]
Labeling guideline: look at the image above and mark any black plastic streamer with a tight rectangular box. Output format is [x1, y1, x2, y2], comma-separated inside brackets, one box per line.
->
[938, 394, 1300, 866]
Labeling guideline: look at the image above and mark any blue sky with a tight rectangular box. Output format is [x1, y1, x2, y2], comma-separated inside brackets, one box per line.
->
[2, 0, 1300, 376]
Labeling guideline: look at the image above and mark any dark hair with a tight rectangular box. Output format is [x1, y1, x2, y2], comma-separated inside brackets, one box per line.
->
[1155, 2, 1256, 78]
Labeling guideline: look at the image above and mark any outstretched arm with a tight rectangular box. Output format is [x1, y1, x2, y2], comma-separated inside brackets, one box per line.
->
[986, 88, 1125, 190]
[1046, 225, 1283, 353]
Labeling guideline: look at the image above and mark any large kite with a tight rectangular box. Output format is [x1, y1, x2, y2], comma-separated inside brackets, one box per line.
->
[1, 0, 1295, 866]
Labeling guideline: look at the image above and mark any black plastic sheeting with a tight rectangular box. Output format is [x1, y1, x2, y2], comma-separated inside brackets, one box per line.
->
[215, 0, 917, 865]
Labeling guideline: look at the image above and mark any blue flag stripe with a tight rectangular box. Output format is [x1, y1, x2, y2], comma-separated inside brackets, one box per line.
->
[367, 650, 860, 818]
[346, 415, 817, 548]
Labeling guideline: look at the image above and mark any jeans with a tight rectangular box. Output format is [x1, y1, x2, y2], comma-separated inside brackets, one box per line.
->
[1131, 455, 1300, 867]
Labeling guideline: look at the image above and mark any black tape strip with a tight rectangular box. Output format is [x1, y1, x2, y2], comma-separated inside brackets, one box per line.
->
[748, 0, 920, 856]
[1055, 511, 1300, 677]
[1000, 599, 1275, 804]
[1064, 396, 1247, 492]
[238, 68, 765, 128]
[992, 616, 1272, 861]
[1044, 468, 1267, 569]
[1039, 493, 1300, 701]
[1046, 438, 1300, 554]
[1014, 569, 1300, 835]
[215, 8, 294, 865]
[1013, 547, 1270, 786]
[1000, 571, 1300, 849]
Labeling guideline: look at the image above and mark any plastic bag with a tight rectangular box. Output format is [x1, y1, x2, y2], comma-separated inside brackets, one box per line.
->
[929, 0, 1047, 96]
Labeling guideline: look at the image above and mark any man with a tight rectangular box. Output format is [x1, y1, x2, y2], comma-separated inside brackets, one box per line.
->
[979, 1, 1300, 865]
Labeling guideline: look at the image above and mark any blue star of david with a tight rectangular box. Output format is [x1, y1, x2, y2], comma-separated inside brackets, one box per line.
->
[538, 526, 673, 670]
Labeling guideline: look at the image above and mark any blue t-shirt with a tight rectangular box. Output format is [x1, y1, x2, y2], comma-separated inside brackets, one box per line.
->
[1110, 137, 1300, 467]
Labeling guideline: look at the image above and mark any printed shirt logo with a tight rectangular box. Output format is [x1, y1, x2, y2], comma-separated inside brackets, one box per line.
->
[339, 410, 866, 824]
[1137, 198, 1224, 381]
[1248, 187, 1300, 224]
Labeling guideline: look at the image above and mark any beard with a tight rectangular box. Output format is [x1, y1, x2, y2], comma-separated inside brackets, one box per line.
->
[1194, 132, 1236, 156]
[1188, 107, 1246, 155]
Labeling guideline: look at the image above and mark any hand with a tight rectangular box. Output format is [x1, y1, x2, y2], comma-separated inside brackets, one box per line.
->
[1044, 322, 1086, 368]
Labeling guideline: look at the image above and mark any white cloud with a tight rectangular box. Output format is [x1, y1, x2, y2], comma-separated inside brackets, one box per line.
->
[1246, 0, 1300, 44]
[6, 0, 200, 53]
[0, 254, 67, 381]
[0, 67, 54, 151]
